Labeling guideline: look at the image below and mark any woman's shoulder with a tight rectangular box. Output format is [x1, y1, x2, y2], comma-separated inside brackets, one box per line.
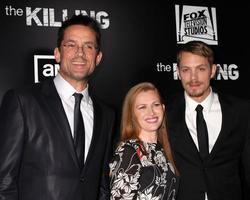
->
[111, 139, 142, 167]
[116, 139, 140, 152]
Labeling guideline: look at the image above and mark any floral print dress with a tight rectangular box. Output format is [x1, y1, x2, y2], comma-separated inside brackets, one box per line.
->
[109, 139, 179, 200]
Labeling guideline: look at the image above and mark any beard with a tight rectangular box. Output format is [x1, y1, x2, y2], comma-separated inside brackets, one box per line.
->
[187, 90, 204, 98]
[185, 81, 206, 98]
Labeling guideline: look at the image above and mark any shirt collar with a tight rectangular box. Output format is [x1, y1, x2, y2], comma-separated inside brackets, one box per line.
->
[184, 87, 214, 113]
[53, 73, 91, 104]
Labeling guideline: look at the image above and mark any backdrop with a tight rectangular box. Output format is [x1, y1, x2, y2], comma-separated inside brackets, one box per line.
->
[1, 0, 249, 113]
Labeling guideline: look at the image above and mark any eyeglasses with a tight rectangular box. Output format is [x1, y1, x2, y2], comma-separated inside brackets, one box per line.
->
[62, 41, 98, 54]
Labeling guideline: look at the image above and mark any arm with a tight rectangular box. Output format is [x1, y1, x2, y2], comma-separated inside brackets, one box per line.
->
[109, 143, 141, 200]
[98, 110, 116, 200]
[0, 90, 25, 200]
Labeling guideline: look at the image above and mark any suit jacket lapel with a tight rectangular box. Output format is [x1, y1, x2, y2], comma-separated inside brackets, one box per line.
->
[81, 96, 103, 175]
[208, 94, 234, 159]
[41, 79, 79, 168]
[168, 94, 202, 164]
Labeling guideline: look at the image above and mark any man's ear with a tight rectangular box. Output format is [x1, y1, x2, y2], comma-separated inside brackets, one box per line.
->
[95, 51, 103, 66]
[211, 64, 217, 79]
[54, 47, 61, 63]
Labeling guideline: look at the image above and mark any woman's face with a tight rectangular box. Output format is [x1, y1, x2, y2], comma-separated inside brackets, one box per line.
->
[134, 90, 165, 138]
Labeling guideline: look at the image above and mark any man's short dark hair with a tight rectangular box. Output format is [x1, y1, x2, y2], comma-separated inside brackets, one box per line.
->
[57, 15, 101, 52]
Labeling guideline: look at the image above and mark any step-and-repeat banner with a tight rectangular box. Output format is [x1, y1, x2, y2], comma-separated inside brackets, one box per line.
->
[0, 0, 249, 110]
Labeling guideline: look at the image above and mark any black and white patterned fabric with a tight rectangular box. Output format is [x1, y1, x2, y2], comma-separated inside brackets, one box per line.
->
[109, 139, 179, 200]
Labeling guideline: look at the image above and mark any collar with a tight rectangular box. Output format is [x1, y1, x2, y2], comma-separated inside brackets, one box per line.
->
[53, 73, 91, 104]
[185, 87, 214, 113]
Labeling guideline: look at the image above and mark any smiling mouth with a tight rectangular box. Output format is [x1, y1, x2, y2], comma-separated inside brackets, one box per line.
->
[145, 117, 158, 123]
[72, 61, 86, 65]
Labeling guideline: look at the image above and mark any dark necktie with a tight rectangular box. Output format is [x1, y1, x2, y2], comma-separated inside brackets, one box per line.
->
[73, 93, 85, 169]
[196, 104, 209, 160]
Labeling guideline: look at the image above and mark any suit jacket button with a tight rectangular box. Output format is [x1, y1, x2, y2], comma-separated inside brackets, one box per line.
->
[80, 178, 84, 182]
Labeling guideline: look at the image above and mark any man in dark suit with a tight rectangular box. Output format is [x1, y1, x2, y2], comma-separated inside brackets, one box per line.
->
[165, 40, 250, 200]
[0, 15, 115, 200]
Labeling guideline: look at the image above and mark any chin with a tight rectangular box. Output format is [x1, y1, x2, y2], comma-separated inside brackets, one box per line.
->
[189, 91, 204, 98]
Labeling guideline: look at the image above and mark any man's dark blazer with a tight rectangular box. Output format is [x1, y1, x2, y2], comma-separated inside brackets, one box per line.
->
[165, 91, 250, 200]
[0, 79, 115, 200]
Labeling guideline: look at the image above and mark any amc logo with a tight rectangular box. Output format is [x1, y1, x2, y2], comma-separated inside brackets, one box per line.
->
[34, 55, 60, 83]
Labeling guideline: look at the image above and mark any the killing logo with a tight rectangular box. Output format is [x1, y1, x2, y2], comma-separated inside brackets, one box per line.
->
[175, 5, 218, 45]
[4, 5, 110, 29]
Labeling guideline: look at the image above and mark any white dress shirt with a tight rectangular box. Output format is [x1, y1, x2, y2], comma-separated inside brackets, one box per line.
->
[184, 88, 222, 200]
[54, 73, 94, 161]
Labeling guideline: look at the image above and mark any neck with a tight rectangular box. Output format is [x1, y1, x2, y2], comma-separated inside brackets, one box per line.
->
[139, 131, 157, 143]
